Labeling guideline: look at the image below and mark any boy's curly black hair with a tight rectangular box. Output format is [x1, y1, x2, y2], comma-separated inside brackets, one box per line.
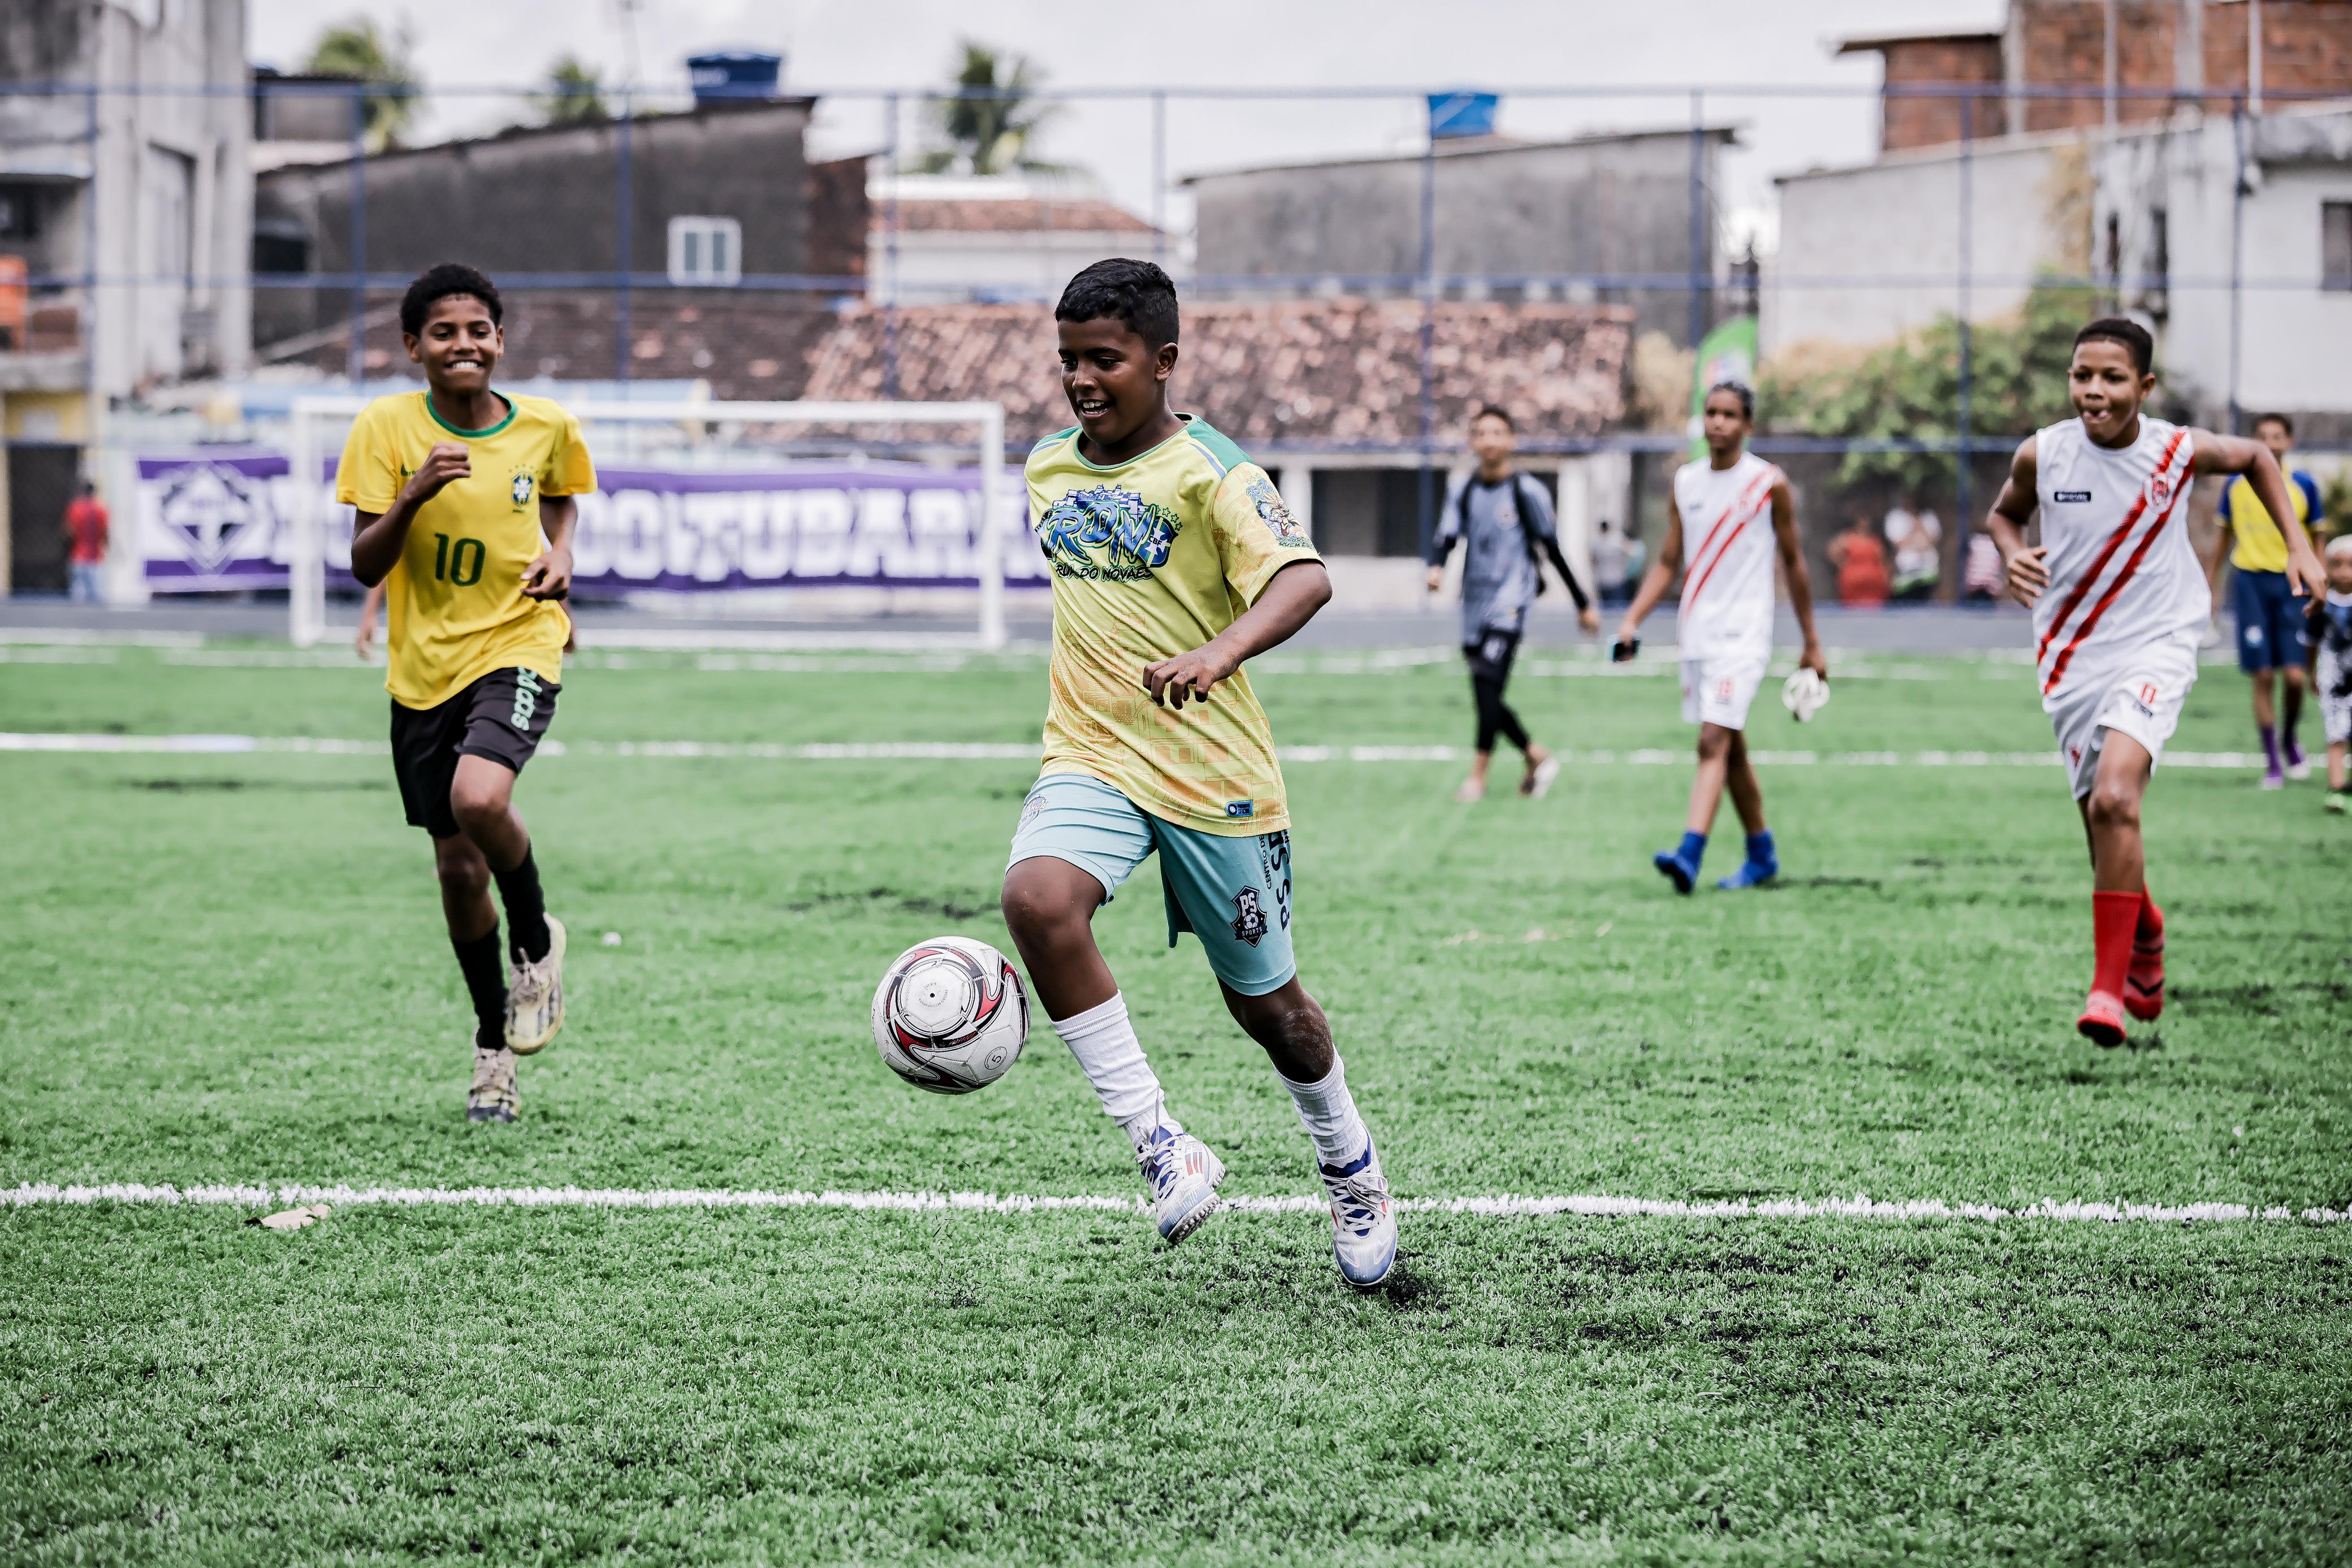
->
[1054, 258, 1178, 350]
[400, 262, 502, 337]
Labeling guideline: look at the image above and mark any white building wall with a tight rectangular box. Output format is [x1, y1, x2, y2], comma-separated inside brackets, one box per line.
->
[2095, 110, 2352, 422]
[871, 231, 1172, 302]
[1765, 137, 2061, 357]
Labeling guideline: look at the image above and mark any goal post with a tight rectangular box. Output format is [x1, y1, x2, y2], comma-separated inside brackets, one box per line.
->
[287, 397, 1014, 650]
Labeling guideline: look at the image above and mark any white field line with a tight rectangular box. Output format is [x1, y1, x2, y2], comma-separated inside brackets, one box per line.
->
[6, 1181, 2345, 1224]
[0, 731, 2268, 771]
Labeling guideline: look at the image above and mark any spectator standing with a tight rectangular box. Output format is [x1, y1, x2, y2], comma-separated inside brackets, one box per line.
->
[1886, 492, 1943, 601]
[62, 481, 107, 603]
[1424, 405, 1598, 802]
[1963, 530, 2004, 603]
[1829, 511, 1890, 606]
[1590, 517, 1628, 605]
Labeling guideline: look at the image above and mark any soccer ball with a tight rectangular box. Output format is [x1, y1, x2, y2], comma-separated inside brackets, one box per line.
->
[871, 937, 1030, 1094]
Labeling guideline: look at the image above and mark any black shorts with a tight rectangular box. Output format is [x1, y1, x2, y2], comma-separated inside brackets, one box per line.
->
[390, 666, 559, 839]
[1464, 628, 1521, 685]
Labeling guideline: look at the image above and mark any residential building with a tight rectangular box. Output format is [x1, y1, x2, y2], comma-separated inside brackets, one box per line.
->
[1184, 128, 1739, 348]
[250, 67, 864, 392]
[867, 174, 1171, 304]
[1842, 1, 2352, 154]
[1, 0, 250, 593]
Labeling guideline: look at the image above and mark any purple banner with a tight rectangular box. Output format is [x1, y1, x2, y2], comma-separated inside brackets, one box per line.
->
[136, 454, 1042, 594]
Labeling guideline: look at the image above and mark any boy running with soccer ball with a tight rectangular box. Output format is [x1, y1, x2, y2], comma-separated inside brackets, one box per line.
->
[1000, 258, 1396, 1288]
[343, 264, 594, 1121]
[1612, 382, 1828, 893]
[1984, 318, 2325, 1045]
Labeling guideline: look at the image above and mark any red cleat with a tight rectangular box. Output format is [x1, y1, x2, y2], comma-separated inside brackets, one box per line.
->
[2077, 990, 2128, 1048]
[2125, 930, 2164, 1021]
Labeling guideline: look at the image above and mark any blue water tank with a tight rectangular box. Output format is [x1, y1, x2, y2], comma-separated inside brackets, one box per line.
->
[1427, 92, 1499, 141]
[687, 51, 782, 103]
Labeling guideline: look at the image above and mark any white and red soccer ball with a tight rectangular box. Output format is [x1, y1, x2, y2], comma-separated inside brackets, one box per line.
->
[870, 936, 1030, 1094]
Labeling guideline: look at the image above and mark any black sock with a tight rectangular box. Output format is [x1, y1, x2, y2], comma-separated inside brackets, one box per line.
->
[451, 928, 506, 1051]
[494, 846, 550, 964]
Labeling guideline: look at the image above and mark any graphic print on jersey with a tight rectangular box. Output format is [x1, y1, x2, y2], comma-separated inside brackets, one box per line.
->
[1036, 484, 1181, 580]
[2031, 420, 2200, 698]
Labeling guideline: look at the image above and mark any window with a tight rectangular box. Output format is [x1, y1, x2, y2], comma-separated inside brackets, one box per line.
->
[0, 184, 40, 240]
[667, 216, 741, 285]
[2325, 202, 2352, 292]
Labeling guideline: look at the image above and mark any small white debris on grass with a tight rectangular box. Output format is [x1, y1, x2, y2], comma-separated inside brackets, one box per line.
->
[250, 1203, 331, 1232]
[602, 931, 623, 947]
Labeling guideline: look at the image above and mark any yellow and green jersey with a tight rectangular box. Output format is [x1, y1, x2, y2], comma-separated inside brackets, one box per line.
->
[2217, 467, 2324, 574]
[1026, 415, 1321, 835]
[336, 390, 595, 709]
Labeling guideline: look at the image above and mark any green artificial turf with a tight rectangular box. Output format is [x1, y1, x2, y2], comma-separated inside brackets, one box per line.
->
[2, 642, 2347, 1564]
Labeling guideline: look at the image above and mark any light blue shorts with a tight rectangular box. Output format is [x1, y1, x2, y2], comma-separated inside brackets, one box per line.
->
[1008, 773, 1297, 997]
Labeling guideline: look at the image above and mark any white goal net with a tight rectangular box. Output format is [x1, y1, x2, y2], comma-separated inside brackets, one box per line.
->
[286, 397, 1018, 649]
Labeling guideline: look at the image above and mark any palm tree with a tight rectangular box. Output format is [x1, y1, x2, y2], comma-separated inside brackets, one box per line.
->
[914, 41, 1064, 177]
[538, 55, 607, 125]
[303, 19, 420, 153]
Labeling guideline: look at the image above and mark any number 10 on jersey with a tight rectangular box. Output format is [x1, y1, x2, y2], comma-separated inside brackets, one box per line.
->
[432, 534, 485, 586]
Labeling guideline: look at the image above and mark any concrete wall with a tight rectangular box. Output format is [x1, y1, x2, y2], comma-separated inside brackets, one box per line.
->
[874, 230, 1161, 303]
[1765, 135, 2063, 356]
[1188, 131, 1731, 347]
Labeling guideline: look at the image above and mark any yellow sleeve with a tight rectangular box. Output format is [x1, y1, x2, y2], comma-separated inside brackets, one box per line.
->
[1210, 462, 1320, 605]
[334, 402, 402, 512]
[543, 406, 595, 496]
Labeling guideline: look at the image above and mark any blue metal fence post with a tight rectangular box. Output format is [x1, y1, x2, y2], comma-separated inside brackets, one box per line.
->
[884, 92, 901, 402]
[347, 84, 366, 382]
[1152, 90, 1167, 267]
[83, 80, 98, 399]
[1955, 90, 1975, 587]
[615, 88, 633, 385]
[1687, 88, 1705, 352]
[1417, 111, 1437, 560]
[2229, 95, 2245, 435]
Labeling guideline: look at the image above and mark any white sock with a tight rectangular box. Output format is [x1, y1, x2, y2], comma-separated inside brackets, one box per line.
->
[1279, 1055, 1373, 1174]
[1051, 991, 1175, 1153]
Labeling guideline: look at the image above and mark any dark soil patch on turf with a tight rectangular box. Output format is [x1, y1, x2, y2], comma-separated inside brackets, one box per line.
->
[124, 778, 388, 792]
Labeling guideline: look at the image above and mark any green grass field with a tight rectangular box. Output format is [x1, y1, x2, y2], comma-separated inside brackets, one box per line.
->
[3, 639, 2348, 1565]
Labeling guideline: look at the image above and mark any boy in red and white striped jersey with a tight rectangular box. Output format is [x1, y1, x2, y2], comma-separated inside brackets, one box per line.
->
[1984, 318, 2325, 1046]
[1614, 382, 1828, 894]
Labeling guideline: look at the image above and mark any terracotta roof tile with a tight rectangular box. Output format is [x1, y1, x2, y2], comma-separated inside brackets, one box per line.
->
[799, 298, 1631, 447]
[874, 198, 1158, 235]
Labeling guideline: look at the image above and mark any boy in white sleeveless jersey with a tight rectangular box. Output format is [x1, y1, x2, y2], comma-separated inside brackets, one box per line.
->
[1612, 382, 1828, 893]
[1984, 318, 2324, 1046]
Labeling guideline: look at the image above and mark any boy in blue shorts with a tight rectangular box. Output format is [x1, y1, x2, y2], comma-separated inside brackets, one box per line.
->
[999, 258, 1397, 1287]
[2211, 412, 2325, 787]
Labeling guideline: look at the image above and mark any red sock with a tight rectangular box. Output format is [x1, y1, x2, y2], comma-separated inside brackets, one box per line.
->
[2092, 891, 2140, 997]
[2137, 890, 2164, 944]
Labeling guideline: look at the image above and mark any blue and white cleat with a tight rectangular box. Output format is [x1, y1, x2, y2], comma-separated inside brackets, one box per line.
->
[1716, 856, 1778, 890]
[1140, 1127, 1225, 1246]
[1653, 847, 1699, 895]
[1320, 1143, 1398, 1288]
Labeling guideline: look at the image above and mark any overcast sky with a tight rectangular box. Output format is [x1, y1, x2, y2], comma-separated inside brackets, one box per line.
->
[249, 0, 2004, 250]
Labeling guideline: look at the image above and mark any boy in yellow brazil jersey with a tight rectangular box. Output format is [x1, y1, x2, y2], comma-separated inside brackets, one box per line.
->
[343, 265, 591, 1124]
[1000, 259, 1396, 1287]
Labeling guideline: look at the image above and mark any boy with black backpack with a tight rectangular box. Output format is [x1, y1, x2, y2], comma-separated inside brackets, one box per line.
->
[1425, 405, 1598, 800]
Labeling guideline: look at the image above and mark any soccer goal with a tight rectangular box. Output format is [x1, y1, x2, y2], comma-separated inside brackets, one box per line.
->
[286, 397, 1018, 650]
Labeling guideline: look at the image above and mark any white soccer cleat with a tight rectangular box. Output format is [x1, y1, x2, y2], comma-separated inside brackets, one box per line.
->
[468, 1042, 520, 1124]
[1320, 1142, 1398, 1288]
[1139, 1128, 1225, 1245]
[504, 915, 567, 1055]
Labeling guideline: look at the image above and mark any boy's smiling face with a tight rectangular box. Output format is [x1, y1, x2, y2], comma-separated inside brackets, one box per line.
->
[1057, 314, 1177, 453]
[2068, 338, 2152, 446]
[405, 293, 501, 399]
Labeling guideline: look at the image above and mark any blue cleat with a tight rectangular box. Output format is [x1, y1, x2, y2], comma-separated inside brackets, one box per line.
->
[1715, 830, 1778, 891]
[1653, 831, 1706, 895]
